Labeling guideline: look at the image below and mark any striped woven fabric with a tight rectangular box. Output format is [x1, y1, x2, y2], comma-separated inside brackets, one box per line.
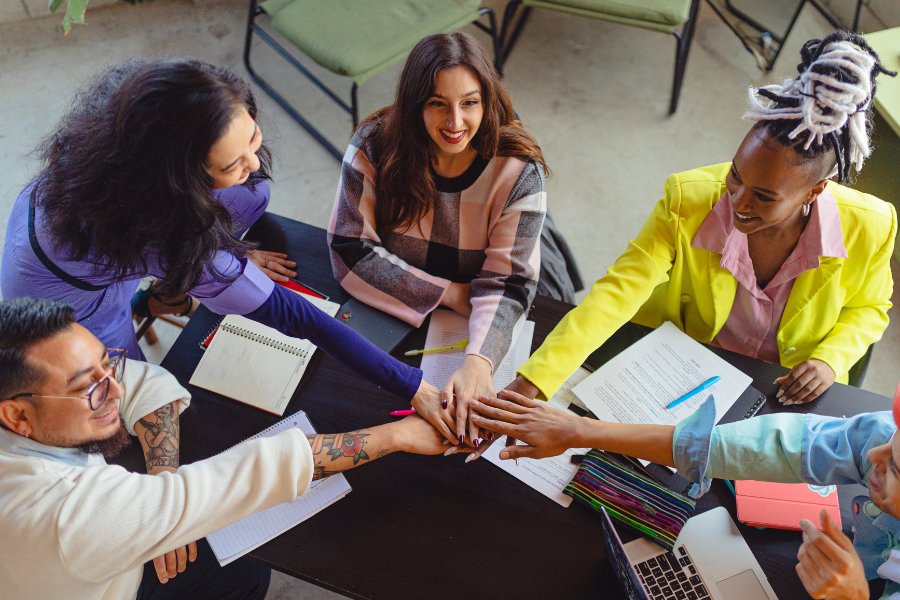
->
[563, 450, 695, 551]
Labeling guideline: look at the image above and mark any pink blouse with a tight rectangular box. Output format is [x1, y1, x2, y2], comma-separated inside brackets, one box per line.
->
[691, 188, 847, 364]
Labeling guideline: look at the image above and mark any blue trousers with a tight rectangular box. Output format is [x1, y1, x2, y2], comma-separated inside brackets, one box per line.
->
[137, 539, 270, 600]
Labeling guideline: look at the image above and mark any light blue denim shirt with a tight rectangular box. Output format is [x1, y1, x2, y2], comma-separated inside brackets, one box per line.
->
[0, 427, 99, 467]
[673, 396, 900, 599]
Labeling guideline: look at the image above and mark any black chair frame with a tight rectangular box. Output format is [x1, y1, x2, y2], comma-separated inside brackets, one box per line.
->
[244, 0, 502, 161]
[847, 343, 874, 389]
[498, 0, 701, 114]
[707, 0, 865, 73]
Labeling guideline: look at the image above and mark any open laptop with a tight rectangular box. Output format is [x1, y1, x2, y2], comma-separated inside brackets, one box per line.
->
[602, 507, 778, 600]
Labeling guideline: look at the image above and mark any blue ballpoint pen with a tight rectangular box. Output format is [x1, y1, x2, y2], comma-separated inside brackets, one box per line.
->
[666, 376, 721, 409]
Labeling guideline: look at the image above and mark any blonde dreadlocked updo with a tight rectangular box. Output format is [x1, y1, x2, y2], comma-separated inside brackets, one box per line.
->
[743, 31, 896, 184]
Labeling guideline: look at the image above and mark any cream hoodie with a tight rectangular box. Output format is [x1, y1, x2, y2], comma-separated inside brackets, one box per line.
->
[0, 360, 313, 600]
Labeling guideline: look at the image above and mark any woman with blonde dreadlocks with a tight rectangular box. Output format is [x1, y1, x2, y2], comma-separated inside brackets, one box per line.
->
[498, 31, 897, 414]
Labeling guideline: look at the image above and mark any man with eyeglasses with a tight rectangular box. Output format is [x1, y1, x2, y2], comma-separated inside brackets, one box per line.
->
[0, 297, 453, 600]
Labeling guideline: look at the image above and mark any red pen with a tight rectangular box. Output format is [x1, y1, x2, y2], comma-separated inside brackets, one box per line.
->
[390, 409, 417, 416]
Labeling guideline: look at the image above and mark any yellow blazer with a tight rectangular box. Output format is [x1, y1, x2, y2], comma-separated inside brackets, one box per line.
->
[520, 163, 896, 399]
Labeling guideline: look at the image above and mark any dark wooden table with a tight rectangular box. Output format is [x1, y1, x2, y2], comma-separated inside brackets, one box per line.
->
[127, 213, 891, 600]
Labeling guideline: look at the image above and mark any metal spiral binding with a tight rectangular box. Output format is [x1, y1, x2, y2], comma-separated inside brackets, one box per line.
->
[221, 323, 309, 358]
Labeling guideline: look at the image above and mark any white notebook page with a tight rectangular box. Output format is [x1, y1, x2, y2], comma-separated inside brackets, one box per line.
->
[207, 411, 352, 566]
[189, 295, 339, 415]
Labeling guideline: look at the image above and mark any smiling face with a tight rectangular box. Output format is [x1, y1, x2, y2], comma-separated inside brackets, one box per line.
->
[207, 105, 263, 189]
[866, 433, 900, 518]
[422, 66, 484, 160]
[0, 324, 125, 449]
[725, 129, 830, 235]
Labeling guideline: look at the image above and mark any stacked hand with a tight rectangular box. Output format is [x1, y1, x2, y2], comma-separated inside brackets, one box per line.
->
[443, 355, 495, 449]
[393, 414, 471, 456]
[456, 375, 543, 461]
[410, 380, 458, 444]
[796, 511, 868, 600]
[468, 390, 583, 460]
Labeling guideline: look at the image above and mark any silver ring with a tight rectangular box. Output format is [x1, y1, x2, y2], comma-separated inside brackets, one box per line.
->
[264, 259, 269, 268]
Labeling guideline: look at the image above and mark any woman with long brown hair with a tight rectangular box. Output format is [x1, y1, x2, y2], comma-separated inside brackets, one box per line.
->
[328, 32, 580, 449]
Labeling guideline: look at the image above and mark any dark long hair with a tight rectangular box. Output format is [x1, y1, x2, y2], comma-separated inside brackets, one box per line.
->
[359, 33, 548, 233]
[34, 57, 273, 297]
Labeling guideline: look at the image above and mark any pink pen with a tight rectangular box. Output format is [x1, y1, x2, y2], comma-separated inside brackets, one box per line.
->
[390, 409, 417, 416]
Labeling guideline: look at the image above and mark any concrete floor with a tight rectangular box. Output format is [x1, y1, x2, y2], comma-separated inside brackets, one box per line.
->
[1, 1, 899, 598]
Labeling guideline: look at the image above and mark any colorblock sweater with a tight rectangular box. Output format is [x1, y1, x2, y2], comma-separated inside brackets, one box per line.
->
[328, 129, 546, 371]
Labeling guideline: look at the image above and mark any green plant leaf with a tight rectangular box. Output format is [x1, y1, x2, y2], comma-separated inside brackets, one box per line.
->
[68, 0, 88, 23]
[59, 0, 90, 34]
[56, 0, 152, 34]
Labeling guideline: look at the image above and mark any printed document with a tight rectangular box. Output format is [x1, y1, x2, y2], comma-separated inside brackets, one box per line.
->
[572, 321, 752, 427]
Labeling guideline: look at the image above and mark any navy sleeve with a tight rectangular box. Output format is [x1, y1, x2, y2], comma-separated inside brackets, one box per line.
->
[245, 284, 422, 401]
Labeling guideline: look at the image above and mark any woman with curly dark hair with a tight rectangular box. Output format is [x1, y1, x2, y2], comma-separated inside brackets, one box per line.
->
[1, 58, 448, 437]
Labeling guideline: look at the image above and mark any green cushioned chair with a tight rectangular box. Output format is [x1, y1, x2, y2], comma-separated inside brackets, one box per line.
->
[499, 0, 700, 113]
[243, 0, 501, 160]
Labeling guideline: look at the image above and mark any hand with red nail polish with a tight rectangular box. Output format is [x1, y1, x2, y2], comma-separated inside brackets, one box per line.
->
[411, 380, 457, 444]
[443, 354, 496, 449]
[464, 376, 541, 462]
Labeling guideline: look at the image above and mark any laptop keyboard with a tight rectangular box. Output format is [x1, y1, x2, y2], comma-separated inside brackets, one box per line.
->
[635, 546, 709, 600]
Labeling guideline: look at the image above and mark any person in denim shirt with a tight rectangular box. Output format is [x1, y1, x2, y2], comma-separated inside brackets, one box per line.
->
[469, 384, 900, 600]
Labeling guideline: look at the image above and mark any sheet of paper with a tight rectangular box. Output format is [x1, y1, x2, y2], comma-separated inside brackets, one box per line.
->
[298, 292, 340, 318]
[207, 412, 351, 566]
[481, 367, 592, 507]
[572, 321, 752, 428]
[419, 310, 533, 390]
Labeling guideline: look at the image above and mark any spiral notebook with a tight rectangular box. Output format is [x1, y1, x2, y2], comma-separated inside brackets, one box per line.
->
[206, 411, 352, 566]
[190, 296, 339, 415]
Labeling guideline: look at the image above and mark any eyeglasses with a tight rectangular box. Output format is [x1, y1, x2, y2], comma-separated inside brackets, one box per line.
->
[11, 349, 127, 411]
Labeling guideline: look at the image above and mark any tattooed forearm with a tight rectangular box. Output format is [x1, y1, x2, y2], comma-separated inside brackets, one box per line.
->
[306, 429, 392, 480]
[135, 402, 180, 473]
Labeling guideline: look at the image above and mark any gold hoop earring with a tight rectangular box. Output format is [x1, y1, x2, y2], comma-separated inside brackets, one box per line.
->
[802, 203, 810, 217]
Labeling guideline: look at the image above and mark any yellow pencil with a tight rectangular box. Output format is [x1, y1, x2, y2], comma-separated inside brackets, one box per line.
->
[404, 339, 469, 356]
